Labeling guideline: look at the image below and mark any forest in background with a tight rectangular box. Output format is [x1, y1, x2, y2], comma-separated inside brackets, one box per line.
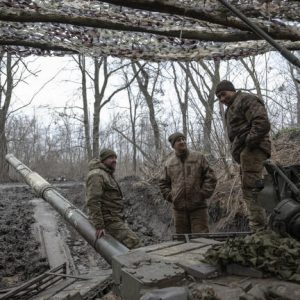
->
[0, 52, 299, 182]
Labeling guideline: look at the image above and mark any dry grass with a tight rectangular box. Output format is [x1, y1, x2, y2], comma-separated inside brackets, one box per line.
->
[210, 131, 300, 231]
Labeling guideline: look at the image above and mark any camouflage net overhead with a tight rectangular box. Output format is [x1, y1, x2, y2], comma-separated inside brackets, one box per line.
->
[0, 0, 299, 61]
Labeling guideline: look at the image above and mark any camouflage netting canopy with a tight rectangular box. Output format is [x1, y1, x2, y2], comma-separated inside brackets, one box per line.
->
[0, 0, 300, 61]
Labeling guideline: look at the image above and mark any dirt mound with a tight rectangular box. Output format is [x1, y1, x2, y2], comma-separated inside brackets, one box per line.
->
[120, 176, 173, 244]
[0, 185, 49, 289]
[273, 129, 300, 166]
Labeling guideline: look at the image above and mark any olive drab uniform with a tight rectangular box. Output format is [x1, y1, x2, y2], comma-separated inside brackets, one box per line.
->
[86, 159, 139, 249]
[225, 91, 271, 231]
[159, 150, 217, 233]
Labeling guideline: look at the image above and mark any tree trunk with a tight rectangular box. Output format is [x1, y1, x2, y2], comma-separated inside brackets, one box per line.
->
[0, 54, 12, 182]
[79, 55, 92, 160]
[203, 61, 220, 154]
[240, 57, 263, 99]
[132, 62, 162, 154]
[289, 63, 300, 126]
[172, 62, 189, 137]
[92, 58, 106, 158]
[0, 112, 9, 182]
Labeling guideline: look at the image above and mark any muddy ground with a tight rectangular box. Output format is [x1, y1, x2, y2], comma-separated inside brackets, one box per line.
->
[0, 185, 49, 289]
[0, 178, 173, 291]
[0, 175, 245, 291]
[1, 130, 299, 291]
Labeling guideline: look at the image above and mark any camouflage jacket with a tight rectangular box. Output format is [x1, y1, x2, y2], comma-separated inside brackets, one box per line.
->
[159, 150, 217, 211]
[86, 159, 123, 229]
[225, 91, 271, 163]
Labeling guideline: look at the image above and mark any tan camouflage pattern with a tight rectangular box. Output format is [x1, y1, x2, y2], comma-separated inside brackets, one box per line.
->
[240, 147, 268, 231]
[225, 91, 271, 164]
[159, 150, 216, 233]
[86, 158, 139, 249]
[159, 150, 217, 211]
[173, 208, 209, 234]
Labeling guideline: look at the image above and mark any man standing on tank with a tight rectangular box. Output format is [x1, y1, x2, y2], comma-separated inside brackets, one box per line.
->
[86, 148, 139, 249]
[216, 80, 271, 231]
[159, 132, 217, 234]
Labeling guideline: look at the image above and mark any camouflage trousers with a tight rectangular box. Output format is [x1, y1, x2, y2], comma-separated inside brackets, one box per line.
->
[173, 208, 209, 234]
[240, 146, 268, 231]
[105, 218, 140, 249]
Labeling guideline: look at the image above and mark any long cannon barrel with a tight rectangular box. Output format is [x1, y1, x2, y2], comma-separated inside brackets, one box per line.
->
[5, 153, 128, 265]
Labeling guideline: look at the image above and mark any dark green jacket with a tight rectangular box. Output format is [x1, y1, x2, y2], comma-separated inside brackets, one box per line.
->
[225, 91, 271, 163]
[86, 159, 123, 229]
[159, 150, 217, 211]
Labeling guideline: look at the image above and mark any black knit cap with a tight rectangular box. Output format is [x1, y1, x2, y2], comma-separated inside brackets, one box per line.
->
[168, 132, 186, 147]
[215, 80, 236, 95]
[100, 148, 117, 162]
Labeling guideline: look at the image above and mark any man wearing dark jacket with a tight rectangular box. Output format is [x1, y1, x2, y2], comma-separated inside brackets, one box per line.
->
[86, 148, 139, 249]
[216, 80, 271, 231]
[159, 132, 217, 233]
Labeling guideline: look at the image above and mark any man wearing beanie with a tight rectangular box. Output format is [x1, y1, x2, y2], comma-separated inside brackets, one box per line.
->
[86, 148, 139, 249]
[216, 80, 271, 231]
[159, 132, 217, 234]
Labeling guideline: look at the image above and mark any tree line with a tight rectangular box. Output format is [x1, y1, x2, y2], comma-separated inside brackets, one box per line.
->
[0, 52, 299, 182]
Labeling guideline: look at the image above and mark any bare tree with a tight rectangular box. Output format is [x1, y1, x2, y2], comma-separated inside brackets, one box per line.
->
[171, 62, 189, 136]
[240, 56, 263, 99]
[289, 62, 300, 126]
[132, 62, 163, 156]
[180, 60, 220, 154]
[123, 73, 143, 174]
[77, 54, 92, 160]
[0, 54, 16, 181]
[72, 56, 140, 159]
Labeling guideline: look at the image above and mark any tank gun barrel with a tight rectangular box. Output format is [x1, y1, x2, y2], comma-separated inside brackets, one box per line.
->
[5, 153, 128, 265]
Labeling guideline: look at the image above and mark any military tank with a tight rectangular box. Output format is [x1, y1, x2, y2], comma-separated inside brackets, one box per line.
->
[4, 154, 300, 300]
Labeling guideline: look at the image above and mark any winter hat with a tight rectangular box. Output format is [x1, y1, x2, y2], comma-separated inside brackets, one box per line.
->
[100, 148, 117, 162]
[215, 80, 236, 95]
[168, 132, 186, 147]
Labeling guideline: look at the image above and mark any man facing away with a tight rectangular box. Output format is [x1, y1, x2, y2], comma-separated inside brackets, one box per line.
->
[86, 148, 139, 249]
[159, 132, 217, 234]
[216, 80, 271, 231]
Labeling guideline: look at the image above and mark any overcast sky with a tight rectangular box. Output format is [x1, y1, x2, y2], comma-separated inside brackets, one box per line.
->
[9, 52, 291, 129]
[12, 57, 80, 121]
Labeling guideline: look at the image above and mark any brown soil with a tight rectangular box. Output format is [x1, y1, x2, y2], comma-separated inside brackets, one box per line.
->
[0, 185, 49, 289]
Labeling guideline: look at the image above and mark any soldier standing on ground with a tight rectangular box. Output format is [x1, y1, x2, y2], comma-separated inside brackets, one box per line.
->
[215, 80, 271, 231]
[86, 148, 139, 249]
[159, 132, 217, 234]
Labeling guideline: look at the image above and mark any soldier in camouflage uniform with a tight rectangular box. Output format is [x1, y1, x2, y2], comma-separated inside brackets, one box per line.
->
[216, 80, 271, 231]
[86, 149, 139, 249]
[159, 132, 217, 234]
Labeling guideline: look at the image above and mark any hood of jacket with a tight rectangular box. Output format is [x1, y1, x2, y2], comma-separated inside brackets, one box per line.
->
[88, 158, 113, 174]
